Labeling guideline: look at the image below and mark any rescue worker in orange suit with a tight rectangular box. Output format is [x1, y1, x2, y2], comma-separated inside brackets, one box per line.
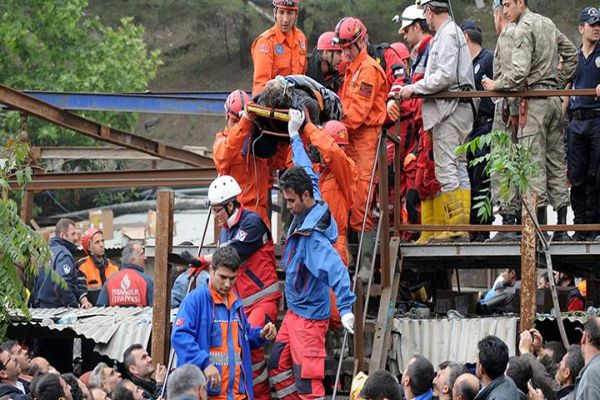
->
[180, 175, 281, 400]
[268, 109, 355, 400]
[334, 17, 387, 283]
[298, 118, 357, 328]
[306, 31, 343, 93]
[97, 241, 154, 307]
[213, 90, 288, 228]
[388, 4, 440, 243]
[77, 227, 119, 305]
[251, 0, 307, 96]
[172, 246, 277, 400]
[384, 42, 421, 241]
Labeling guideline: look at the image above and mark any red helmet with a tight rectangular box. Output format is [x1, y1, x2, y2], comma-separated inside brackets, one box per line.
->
[82, 227, 102, 256]
[317, 31, 340, 51]
[333, 17, 368, 48]
[224, 90, 251, 120]
[324, 120, 349, 146]
[272, 0, 299, 10]
[391, 42, 410, 61]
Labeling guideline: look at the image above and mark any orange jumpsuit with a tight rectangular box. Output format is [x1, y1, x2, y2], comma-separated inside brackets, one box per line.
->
[213, 116, 288, 227]
[251, 24, 308, 96]
[340, 47, 387, 232]
[305, 122, 357, 329]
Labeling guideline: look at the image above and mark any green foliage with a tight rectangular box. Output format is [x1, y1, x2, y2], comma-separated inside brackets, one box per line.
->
[457, 130, 539, 221]
[0, 137, 54, 338]
[0, 0, 162, 146]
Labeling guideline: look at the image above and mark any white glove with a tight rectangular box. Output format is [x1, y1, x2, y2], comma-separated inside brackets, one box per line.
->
[341, 312, 355, 334]
[288, 108, 305, 137]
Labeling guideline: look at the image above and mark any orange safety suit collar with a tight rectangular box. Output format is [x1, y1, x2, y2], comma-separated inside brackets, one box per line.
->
[209, 284, 237, 310]
[272, 23, 298, 47]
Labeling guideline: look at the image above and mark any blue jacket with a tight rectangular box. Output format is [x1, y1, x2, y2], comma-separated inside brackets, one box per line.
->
[97, 263, 154, 307]
[285, 134, 356, 320]
[171, 284, 265, 400]
[170, 269, 209, 308]
[31, 237, 87, 308]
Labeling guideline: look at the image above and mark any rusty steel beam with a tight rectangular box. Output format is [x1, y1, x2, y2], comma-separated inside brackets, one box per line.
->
[420, 88, 596, 99]
[520, 193, 538, 331]
[395, 224, 600, 232]
[0, 83, 211, 167]
[378, 134, 391, 288]
[31, 146, 213, 161]
[10, 168, 217, 190]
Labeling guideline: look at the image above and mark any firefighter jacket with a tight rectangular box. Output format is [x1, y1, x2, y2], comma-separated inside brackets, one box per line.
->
[251, 24, 307, 96]
[218, 208, 281, 308]
[283, 134, 356, 320]
[77, 255, 119, 305]
[171, 284, 266, 400]
[96, 263, 154, 307]
[30, 237, 87, 308]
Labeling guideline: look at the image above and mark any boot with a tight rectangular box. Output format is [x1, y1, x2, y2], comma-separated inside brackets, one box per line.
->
[487, 214, 520, 242]
[553, 206, 571, 242]
[537, 206, 550, 242]
[357, 229, 377, 284]
[415, 198, 434, 244]
[429, 190, 470, 242]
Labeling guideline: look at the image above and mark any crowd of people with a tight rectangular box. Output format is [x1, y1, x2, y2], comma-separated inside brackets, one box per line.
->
[15, 0, 600, 399]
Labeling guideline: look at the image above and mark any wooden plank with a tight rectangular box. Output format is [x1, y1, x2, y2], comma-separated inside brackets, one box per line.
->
[20, 191, 33, 223]
[151, 191, 174, 366]
[378, 135, 391, 288]
[520, 193, 537, 332]
[368, 237, 401, 371]
[353, 279, 365, 374]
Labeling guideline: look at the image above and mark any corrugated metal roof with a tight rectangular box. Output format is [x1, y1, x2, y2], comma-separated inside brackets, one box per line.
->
[389, 316, 518, 372]
[10, 307, 158, 362]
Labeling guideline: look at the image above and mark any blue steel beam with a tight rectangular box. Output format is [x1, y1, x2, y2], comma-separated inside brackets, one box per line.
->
[20, 91, 231, 115]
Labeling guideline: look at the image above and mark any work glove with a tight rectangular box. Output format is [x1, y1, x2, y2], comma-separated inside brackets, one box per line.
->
[341, 312, 355, 334]
[404, 153, 416, 168]
[288, 108, 305, 138]
[387, 99, 400, 121]
[181, 250, 207, 268]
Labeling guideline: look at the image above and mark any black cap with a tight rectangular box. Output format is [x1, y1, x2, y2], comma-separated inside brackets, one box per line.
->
[460, 20, 482, 32]
[579, 7, 600, 24]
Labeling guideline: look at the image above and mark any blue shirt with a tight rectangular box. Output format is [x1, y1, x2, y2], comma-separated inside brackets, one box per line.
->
[473, 48, 495, 118]
[570, 42, 600, 110]
[414, 389, 433, 400]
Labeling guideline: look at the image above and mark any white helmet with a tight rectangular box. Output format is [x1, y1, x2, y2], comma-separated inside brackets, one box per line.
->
[395, 5, 426, 29]
[416, 0, 449, 9]
[208, 176, 242, 206]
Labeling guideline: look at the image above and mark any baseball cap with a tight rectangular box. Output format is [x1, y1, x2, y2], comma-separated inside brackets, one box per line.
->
[460, 20, 482, 32]
[579, 7, 600, 24]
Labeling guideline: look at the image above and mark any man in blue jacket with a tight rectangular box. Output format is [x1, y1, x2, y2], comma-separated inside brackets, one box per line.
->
[171, 246, 276, 400]
[267, 109, 356, 400]
[30, 218, 92, 373]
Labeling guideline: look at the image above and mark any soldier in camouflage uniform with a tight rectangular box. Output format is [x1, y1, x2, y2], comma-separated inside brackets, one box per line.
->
[483, 0, 577, 240]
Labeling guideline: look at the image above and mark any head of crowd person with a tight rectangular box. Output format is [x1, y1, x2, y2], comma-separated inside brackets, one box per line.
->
[402, 354, 435, 399]
[121, 241, 146, 270]
[88, 362, 122, 396]
[317, 31, 343, 74]
[89, 387, 108, 400]
[359, 370, 402, 400]
[272, 0, 298, 34]
[492, 0, 510, 34]
[166, 364, 207, 400]
[33, 373, 73, 400]
[432, 361, 450, 398]
[333, 17, 369, 63]
[502, 268, 520, 287]
[395, 5, 429, 47]
[555, 345, 584, 387]
[501, 0, 528, 24]
[544, 341, 566, 365]
[0, 348, 21, 385]
[1, 341, 29, 374]
[280, 166, 316, 217]
[460, 21, 483, 59]
[506, 356, 532, 393]
[209, 246, 241, 297]
[578, 7, 600, 44]
[581, 316, 600, 363]
[417, 0, 451, 32]
[224, 90, 251, 129]
[207, 175, 243, 228]
[452, 373, 480, 400]
[123, 344, 155, 381]
[257, 76, 293, 109]
[112, 380, 144, 400]
[538, 272, 550, 289]
[56, 218, 77, 245]
[29, 357, 51, 378]
[61, 373, 91, 400]
[82, 227, 106, 259]
[433, 362, 469, 400]
[555, 272, 575, 287]
[476, 335, 509, 384]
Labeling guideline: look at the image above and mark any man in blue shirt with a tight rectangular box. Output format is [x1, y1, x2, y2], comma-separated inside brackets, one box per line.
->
[462, 21, 495, 242]
[568, 7, 600, 241]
